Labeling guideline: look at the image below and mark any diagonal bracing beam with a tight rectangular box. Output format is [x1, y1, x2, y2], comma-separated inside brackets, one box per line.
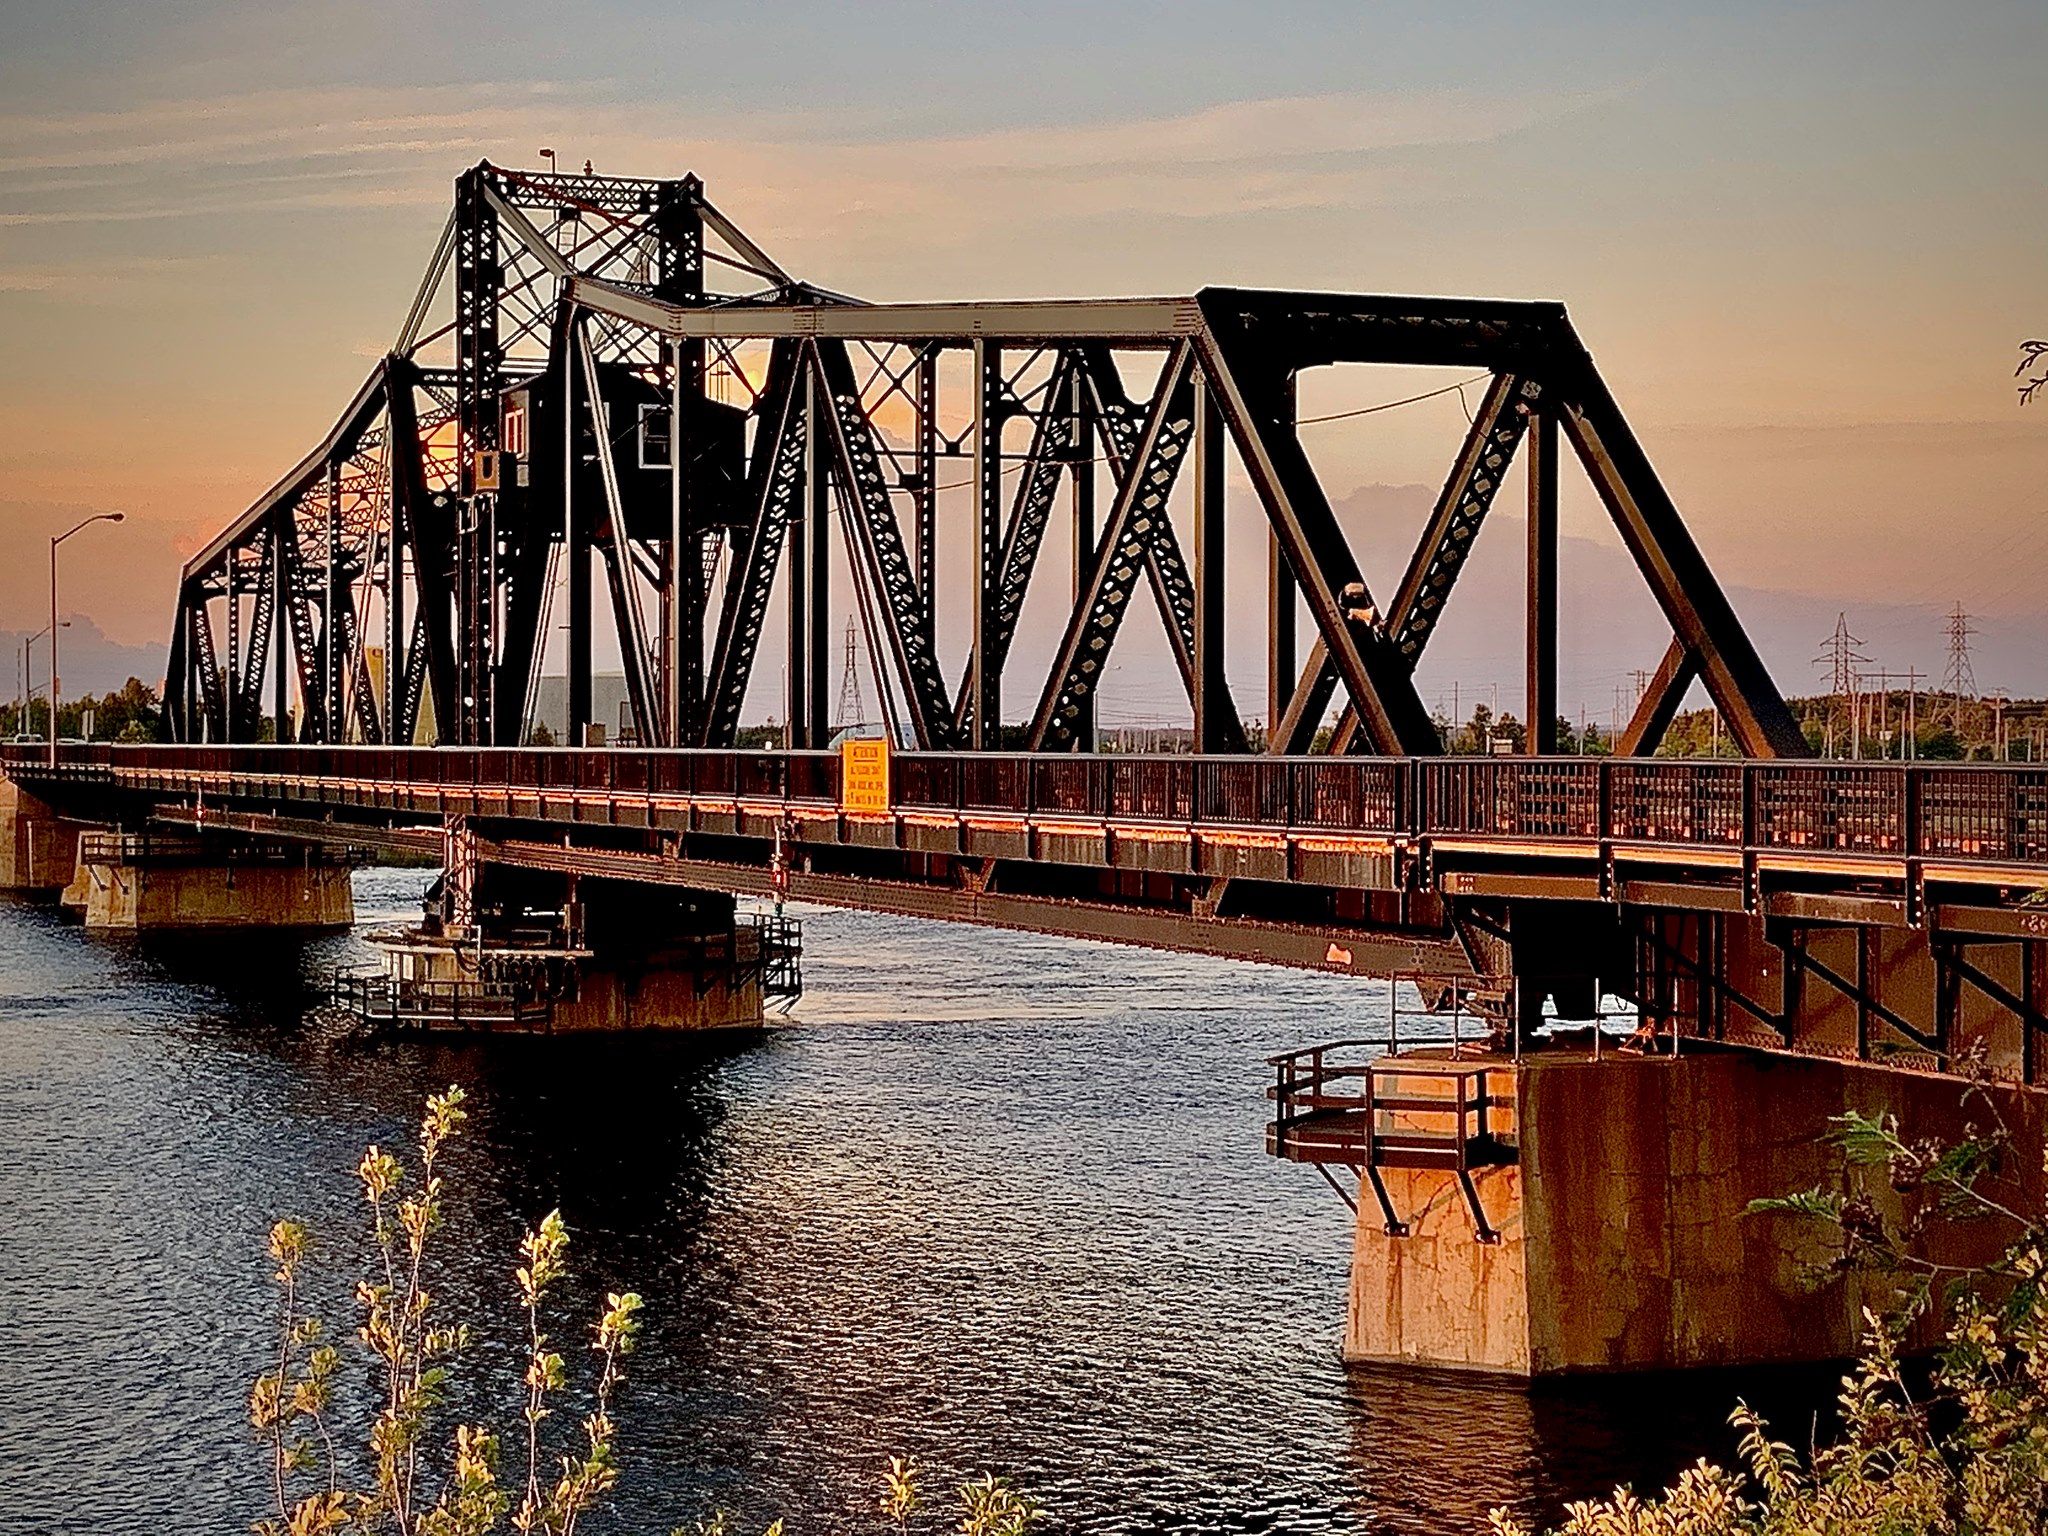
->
[1029, 342, 1199, 749]
[1553, 362, 1808, 758]
[1271, 373, 1533, 753]
[1195, 300, 1439, 756]
[811, 337, 956, 749]
[189, 597, 228, 741]
[700, 342, 807, 746]
[953, 350, 1078, 739]
[385, 357, 457, 742]
[1079, 347, 1202, 693]
[577, 317, 659, 743]
[1617, 636, 1700, 757]
[237, 532, 277, 731]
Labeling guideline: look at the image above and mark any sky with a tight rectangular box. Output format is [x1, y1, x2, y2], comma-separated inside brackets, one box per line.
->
[3, 0, 2045, 718]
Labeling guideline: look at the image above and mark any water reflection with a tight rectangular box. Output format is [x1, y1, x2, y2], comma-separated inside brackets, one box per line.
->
[1344, 1363, 1840, 1534]
[0, 874, 1838, 1536]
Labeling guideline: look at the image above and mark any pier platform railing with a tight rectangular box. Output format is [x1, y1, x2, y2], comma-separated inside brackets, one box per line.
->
[327, 970, 553, 1033]
[1266, 1042, 1517, 1242]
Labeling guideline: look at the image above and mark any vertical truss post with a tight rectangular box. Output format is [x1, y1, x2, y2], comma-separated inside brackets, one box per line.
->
[677, 346, 708, 748]
[274, 518, 292, 741]
[1526, 401, 1558, 753]
[386, 454, 404, 744]
[655, 180, 705, 748]
[666, 340, 685, 747]
[565, 319, 590, 745]
[1193, 369, 1230, 753]
[2026, 939, 2044, 1086]
[1267, 369, 1297, 746]
[1856, 925, 1875, 1060]
[226, 547, 242, 743]
[806, 364, 831, 744]
[326, 458, 342, 742]
[971, 339, 1003, 748]
[786, 368, 814, 748]
[654, 175, 705, 304]
[454, 166, 502, 746]
[1070, 363, 1097, 752]
[915, 345, 939, 655]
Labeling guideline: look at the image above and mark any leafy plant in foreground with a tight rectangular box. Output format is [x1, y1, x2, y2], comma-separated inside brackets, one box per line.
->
[251, 1086, 644, 1535]
[252, 1087, 1041, 1536]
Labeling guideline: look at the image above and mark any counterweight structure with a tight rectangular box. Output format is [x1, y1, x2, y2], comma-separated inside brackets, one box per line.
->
[165, 162, 1808, 761]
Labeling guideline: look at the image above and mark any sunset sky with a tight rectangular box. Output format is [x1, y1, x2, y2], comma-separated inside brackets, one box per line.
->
[3, 0, 2044, 717]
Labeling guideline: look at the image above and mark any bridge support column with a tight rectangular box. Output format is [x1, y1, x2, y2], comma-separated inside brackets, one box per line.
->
[1347, 1051, 2044, 1376]
[0, 778, 83, 894]
[345, 868, 801, 1033]
[60, 832, 354, 931]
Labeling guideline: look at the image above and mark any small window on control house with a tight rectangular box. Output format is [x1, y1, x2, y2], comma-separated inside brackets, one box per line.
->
[638, 404, 671, 469]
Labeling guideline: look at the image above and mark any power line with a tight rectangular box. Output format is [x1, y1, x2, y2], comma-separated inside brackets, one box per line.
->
[1294, 374, 1490, 426]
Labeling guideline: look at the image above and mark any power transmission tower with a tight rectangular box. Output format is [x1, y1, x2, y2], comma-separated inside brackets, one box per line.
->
[1816, 613, 1867, 698]
[833, 614, 866, 733]
[1942, 602, 1978, 730]
[1813, 614, 1870, 759]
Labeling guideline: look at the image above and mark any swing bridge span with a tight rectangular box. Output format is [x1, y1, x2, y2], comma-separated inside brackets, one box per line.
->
[10, 161, 2048, 1090]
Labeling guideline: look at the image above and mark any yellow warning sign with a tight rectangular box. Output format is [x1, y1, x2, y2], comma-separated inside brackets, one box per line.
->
[840, 736, 891, 813]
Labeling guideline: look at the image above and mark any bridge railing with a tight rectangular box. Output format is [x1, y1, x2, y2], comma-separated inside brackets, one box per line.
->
[11, 744, 2048, 867]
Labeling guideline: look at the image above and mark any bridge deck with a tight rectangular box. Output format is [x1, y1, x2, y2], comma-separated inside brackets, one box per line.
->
[14, 744, 2047, 878]
[12, 743, 2048, 1082]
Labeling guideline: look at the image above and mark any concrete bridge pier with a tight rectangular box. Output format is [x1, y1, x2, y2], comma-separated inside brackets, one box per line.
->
[1329, 1050, 2043, 1377]
[0, 778, 83, 895]
[60, 830, 355, 930]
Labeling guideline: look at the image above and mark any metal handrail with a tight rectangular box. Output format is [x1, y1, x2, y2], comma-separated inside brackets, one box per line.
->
[11, 745, 2048, 867]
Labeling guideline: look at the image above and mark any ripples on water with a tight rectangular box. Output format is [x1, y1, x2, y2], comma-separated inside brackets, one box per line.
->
[0, 869, 1836, 1534]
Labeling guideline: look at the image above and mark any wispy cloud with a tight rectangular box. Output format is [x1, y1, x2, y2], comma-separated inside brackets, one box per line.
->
[0, 80, 1592, 237]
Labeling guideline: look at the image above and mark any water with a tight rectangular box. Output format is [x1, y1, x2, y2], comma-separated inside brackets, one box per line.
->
[0, 870, 1836, 1534]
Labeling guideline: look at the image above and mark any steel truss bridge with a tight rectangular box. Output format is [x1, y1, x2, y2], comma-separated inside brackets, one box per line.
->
[163, 162, 1801, 761]
[20, 162, 2046, 1085]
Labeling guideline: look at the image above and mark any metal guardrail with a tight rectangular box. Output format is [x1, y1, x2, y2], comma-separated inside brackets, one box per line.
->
[77, 829, 358, 867]
[329, 971, 553, 1032]
[1266, 1043, 1515, 1171]
[10, 745, 2048, 867]
[756, 913, 804, 1004]
[1266, 1040, 1517, 1242]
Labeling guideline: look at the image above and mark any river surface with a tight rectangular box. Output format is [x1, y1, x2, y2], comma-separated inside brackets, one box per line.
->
[0, 870, 1836, 1535]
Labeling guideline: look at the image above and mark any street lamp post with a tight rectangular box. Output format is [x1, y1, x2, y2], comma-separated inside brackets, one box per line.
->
[49, 512, 123, 766]
[19, 621, 70, 734]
